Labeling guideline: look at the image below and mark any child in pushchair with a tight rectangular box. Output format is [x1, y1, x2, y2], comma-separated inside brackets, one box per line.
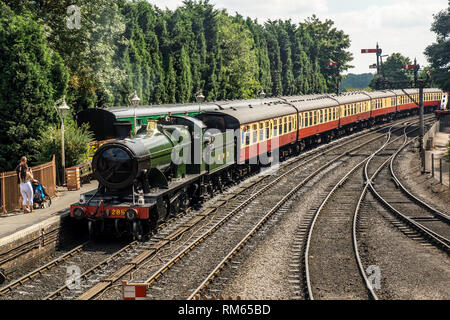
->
[32, 181, 52, 209]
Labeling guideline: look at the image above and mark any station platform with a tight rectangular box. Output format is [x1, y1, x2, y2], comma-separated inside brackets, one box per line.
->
[0, 181, 98, 241]
[0, 181, 98, 276]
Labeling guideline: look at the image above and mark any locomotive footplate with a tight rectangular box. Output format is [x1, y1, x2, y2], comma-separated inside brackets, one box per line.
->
[70, 172, 206, 222]
[70, 200, 155, 220]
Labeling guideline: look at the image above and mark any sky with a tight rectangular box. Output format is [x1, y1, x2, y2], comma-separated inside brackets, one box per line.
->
[146, 0, 447, 74]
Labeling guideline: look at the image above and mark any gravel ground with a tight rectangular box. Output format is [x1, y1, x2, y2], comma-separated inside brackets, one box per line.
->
[358, 192, 450, 300]
[396, 143, 450, 214]
[214, 167, 341, 300]
[213, 145, 382, 299]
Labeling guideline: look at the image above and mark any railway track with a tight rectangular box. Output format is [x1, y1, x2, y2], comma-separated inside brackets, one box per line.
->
[81, 118, 406, 300]
[366, 133, 450, 252]
[303, 119, 437, 300]
[99, 120, 424, 300]
[0, 115, 435, 300]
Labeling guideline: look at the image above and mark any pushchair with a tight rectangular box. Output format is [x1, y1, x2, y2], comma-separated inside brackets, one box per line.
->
[32, 181, 52, 209]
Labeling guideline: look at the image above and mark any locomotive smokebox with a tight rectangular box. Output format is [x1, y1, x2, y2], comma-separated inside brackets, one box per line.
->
[92, 139, 152, 190]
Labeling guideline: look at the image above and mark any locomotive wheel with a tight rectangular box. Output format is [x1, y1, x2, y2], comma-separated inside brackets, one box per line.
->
[132, 220, 143, 241]
[179, 193, 188, 213]
[170, 197, 180, 217]
[114, 219, 123, 238]
[88, 220, 95, 240]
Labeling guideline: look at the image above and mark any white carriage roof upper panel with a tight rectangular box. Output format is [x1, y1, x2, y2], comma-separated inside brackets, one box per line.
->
[391, 89, 421, 96]
[106, 102, 220, 118]
[287, 97, 339, 111]
[282, 94, 330, 102]
[331, 92, 372, 104]
[214, 97, 284, 109]
[391, 88, 442, 95]
[424, 88, 443, 93]
[364, 90, 396, 99]
[204, 103, 298, 125]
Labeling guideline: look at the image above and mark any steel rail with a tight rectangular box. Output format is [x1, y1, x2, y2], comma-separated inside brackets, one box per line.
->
[42, 115, 433, 300]
[145, 122, 421, 299]
[43, 241, 139, 300]
[304, 124, 399, 300]
[367, 143, 450, 251]
[352, 125, 411, 301]
[305, 120, 435, 300]
[389, 141, 450, 223]
[0, 241, 89, 295]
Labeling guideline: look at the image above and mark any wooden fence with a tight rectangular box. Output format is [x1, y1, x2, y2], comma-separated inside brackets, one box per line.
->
[0, 155, 57, 214]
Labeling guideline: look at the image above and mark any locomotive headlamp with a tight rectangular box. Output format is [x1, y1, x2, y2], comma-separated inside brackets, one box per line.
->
[79, 194, 85, 204]
[125, 209, 137, 221]
[73, 207, 85, 220]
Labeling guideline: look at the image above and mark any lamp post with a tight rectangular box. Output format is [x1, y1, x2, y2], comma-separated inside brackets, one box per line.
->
[195, 91, 205, 114]
[54, 96, 70, 186]
[258, 89, 266, 99]
[129, 91, 140, 134]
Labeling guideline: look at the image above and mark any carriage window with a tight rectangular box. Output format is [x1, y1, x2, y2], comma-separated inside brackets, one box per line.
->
[259, 123, 264, 141]
[265, 122, 270, 140]
[245, 126, 250, 146]
[283, 117, 287, 133]
[252, 124, 258, 144]
[273, 119, 278, 137]
[279, 118, 283, 135]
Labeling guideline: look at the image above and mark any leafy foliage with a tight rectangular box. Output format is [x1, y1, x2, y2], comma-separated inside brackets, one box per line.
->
[425, 2, 450, 92]
[340, 73, 374, 90]
[0, 0, 354, 170]
[0, 3, 69, 171]
[34, 114, 94, 172]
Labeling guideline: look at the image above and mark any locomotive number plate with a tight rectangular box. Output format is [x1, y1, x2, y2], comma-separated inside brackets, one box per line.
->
[111, 208, 126, 216]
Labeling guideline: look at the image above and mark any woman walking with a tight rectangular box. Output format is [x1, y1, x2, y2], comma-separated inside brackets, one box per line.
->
[18, 164, 37, 213]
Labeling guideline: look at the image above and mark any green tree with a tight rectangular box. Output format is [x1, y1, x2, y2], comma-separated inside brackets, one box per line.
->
[425, 2, 450, 92]
[369, 53, 413, 89]
[217, 12, 260, 99]
[340, 73, 374, 90]
[303, 15, 353, 93]
[0, 3, 69, 171]
[3, 0, 127, 110]
[34, 115, 94, 173]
